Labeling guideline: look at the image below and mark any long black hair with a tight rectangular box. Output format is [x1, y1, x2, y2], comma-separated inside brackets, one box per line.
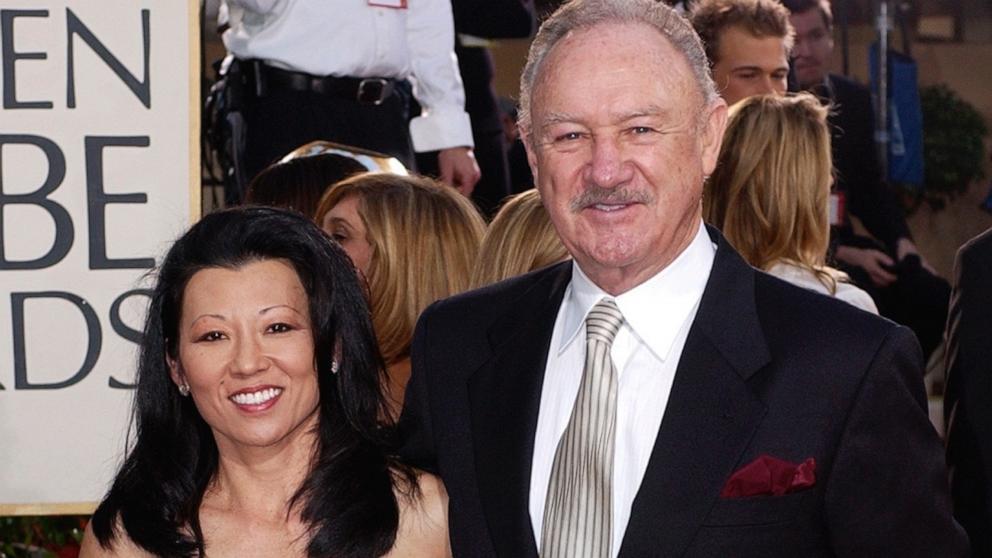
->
[91, 206, 413, 557]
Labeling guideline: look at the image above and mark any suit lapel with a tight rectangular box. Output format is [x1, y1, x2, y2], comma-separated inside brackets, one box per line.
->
[468, 264, 572, 557]
[618, 230, 771, 557]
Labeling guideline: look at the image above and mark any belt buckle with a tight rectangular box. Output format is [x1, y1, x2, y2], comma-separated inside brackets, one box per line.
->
[357, 78, 389, 105]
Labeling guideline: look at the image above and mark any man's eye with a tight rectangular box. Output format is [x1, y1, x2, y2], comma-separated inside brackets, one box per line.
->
[630, 126, 655, 135]
[555, 131, 584, 142]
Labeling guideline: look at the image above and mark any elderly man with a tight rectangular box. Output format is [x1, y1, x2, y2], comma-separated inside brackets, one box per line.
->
[690, 0, 793, 106]
[400, 0, 966, 556]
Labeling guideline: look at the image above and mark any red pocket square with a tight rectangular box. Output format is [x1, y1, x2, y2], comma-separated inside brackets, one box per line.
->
[720, 455, 816, 498]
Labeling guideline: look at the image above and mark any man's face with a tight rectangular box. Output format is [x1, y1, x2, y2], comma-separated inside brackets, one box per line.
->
[523, 23, 727, 294]
[711, 25, 789, 106]
[789, 7, 834, 89]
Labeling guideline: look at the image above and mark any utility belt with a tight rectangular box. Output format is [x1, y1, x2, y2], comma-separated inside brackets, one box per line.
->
[240, 59, 401, 106]
[203, 57, 405, 205]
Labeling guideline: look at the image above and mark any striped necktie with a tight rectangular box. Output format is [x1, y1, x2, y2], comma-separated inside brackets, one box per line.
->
[541, 297, 624, 558]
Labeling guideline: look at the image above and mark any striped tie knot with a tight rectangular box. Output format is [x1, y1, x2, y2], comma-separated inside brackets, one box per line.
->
[586, 298, 624, 345]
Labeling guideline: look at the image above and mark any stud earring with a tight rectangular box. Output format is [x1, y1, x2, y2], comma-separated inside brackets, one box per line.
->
[178, 383, 191, 396]
[331, 360, 340, 375]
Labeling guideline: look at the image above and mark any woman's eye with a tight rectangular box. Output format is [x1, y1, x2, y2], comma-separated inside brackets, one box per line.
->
[268, 323, 293, 334]
[197, 331, 225, 342]
[331, 232, 347, 242]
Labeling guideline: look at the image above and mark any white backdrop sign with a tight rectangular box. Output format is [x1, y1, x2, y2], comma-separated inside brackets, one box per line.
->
[0, 0, 199, 513]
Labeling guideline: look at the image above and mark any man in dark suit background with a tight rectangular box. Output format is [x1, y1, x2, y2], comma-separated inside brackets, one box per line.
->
[400, 0, 965, 555]
[784, 0, 950, 361]
[944, 227, 992, 556]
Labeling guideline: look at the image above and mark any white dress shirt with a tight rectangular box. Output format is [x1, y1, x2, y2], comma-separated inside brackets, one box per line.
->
[222, 0, 473, 152]
[529, 222, 716, 555]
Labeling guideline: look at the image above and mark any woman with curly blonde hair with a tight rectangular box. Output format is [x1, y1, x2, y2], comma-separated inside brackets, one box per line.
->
[705, 93, 876, 313]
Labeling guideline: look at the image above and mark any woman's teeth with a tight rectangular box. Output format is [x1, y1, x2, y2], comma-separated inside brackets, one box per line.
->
[230, 388, 282, 405]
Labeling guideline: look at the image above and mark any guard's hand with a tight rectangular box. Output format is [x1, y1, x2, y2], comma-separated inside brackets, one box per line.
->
[835, 245, 897, 287]
[438, 147, 481, 197]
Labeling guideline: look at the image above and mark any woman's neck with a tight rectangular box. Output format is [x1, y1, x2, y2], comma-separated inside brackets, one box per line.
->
[207, 412, 319, 520]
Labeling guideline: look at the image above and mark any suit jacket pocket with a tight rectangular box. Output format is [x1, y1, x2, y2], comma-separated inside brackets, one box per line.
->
[702, 489, 811, 527]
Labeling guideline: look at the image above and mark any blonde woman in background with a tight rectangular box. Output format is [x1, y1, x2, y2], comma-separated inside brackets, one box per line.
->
[316, 173, 486, 417]
[471, 189, 569, 288]
[704, 93, 877, 313]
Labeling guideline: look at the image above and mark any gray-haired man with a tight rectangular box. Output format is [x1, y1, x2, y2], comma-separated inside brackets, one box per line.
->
[400, 0, 966, 556]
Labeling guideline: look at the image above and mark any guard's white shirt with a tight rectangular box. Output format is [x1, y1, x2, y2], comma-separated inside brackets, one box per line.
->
[222, 0, 473, 152]
[529, 222, 716, 555]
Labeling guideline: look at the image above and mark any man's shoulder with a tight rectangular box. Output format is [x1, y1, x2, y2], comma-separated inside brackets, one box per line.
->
[959, 226, 992, 264]
[827, 74, 875, 122]
[829, 73, 871, 98]
[411, 262, 569, 377]
[421, 261, 570, 329]
[747, 270, 922, 416]
[954, 227, 992, 301]
[753, 268, 896, 349]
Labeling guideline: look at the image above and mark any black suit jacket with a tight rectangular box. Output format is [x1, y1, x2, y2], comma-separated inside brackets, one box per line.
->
[400, 228, 966, 557]
[945, 227, 992, 556]
[828, 74, 912, 252]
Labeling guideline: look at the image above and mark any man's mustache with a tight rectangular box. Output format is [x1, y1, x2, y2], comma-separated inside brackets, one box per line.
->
[569, 185, 653, 212]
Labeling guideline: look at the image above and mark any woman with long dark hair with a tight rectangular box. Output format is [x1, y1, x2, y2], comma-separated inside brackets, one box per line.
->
[80, 207, 448, 557]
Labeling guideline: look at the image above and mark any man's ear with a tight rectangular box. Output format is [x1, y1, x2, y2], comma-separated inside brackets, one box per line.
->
[522, 130, 540, 184]
[700, 99, 729, 176]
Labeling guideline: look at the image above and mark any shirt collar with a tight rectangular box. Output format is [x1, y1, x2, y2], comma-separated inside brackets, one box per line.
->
[558, 222, 716, 360]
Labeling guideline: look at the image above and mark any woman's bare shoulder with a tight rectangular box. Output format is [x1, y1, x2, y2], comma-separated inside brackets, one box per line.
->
[387, 470, 451, 558]
[79, 518, 155, 558]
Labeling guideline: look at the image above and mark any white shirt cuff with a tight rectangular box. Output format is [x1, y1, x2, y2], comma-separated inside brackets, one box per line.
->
[409, 109, 475, 152]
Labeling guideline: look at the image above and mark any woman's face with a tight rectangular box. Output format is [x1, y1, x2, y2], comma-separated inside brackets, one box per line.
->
[322, 195, 373, 277]
[169, 259, 320, 453]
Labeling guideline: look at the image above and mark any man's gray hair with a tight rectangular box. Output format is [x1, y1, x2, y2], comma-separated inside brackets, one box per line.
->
[518, 0, 718, 136]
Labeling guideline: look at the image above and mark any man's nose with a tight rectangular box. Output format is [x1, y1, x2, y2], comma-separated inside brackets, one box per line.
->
[587, 136, 634, 189]
[759, 75, 780, 95]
